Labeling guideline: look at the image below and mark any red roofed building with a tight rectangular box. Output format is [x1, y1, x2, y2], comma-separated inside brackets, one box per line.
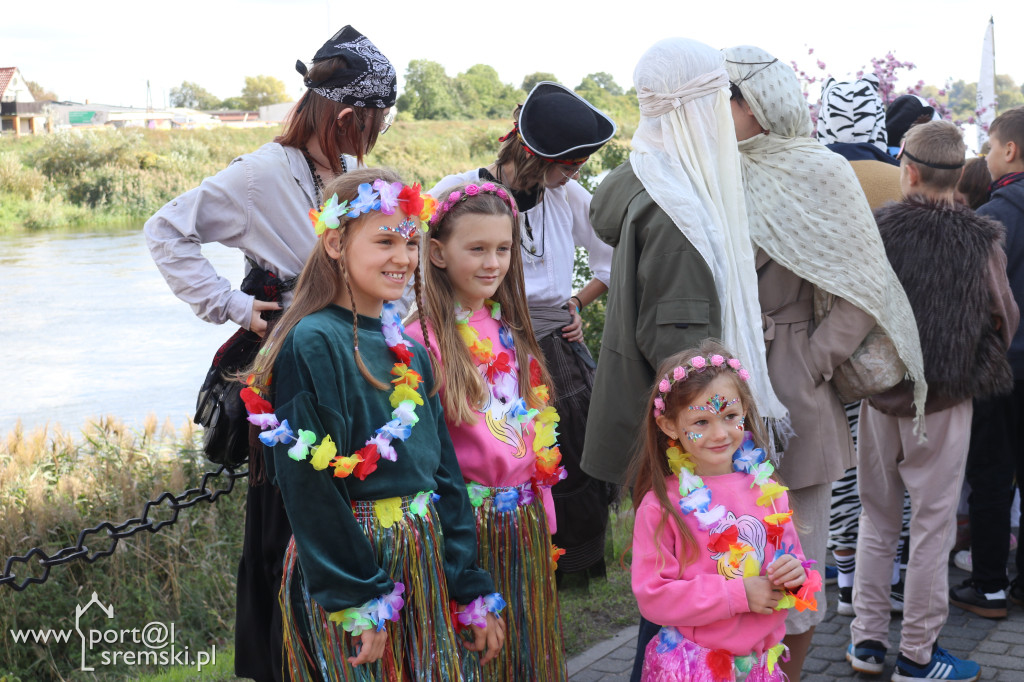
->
[1, 67, 48, 135]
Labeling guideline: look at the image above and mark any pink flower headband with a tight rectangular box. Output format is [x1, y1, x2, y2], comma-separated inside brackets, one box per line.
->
[653, 354, 750, 417]
[428, 182, 519, 227]
[309, 179, 436, 237]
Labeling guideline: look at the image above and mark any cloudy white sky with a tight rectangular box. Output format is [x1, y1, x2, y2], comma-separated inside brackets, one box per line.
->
[4, 1, 1021, 109]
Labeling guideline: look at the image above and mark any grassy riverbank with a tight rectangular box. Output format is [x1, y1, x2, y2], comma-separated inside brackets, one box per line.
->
[0, 418, 635, 680]
[0, 121, 627, 233]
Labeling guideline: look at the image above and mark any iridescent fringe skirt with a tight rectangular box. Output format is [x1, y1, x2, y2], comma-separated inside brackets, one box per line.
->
[461, 484, 567, 681]
[281, 494, 469, 681]
[642, 627, 787, 682]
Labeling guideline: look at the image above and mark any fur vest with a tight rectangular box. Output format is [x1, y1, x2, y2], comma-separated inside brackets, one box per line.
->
[875, 196, 1013, 406]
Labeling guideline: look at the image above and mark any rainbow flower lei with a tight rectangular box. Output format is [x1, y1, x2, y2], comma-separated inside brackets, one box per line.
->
[456, 300, 567, 496]
[670, 433, 821, 613]
[308, 179, 437, 236]
[243, 303, 422, 480]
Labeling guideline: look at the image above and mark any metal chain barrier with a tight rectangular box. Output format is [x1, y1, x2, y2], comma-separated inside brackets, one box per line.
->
[1, 463, 248, 591]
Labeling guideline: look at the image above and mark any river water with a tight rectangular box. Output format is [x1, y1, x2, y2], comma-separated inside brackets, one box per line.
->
[1, 228, 244, 436]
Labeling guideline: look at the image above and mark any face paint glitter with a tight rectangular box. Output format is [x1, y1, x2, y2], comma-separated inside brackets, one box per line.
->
[685, 431, 703, 443]
[688, 395, 739, 414]
[378, 218, 418, 241]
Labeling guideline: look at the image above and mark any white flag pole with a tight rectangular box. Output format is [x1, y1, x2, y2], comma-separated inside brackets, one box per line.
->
[977, 16, 996, 151]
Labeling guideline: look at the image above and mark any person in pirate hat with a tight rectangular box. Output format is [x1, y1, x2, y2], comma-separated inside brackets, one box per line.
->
[144, 25, 395, 682]
[403, 81, 618, 588]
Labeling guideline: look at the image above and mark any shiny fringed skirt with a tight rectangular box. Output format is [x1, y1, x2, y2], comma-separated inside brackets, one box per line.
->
[461, 485, 567, 681]
[642, 627, 787, 682]
[281, 494, 468, 682]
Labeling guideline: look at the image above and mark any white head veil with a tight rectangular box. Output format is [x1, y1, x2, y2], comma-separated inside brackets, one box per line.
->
[631, 38, 788, 422]
[723, 45, 927, 426]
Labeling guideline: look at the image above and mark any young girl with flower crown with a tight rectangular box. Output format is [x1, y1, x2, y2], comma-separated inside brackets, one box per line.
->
[629, 339, 822, 682]
[241, 168, 505, 681]
[404, 181, 568, 681]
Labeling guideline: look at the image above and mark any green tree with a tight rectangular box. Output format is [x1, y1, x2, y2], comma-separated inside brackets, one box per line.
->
[25, 79, 57, 101]
[995, 74, 1024, 111]
[169, 80, 220, 110]
[397, 60, 460, 120]
[219, 96, 247, 110]
[454, 64, 523, 119]
[521, 72, 560, 92]
[576, 72, 622, 97]
[239, 75, 291, 110]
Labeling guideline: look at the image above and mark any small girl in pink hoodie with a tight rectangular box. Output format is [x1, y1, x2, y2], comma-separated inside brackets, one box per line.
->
[629, 340, 821, 681]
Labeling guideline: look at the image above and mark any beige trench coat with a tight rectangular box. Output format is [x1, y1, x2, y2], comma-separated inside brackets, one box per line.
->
[757, 249, 876, 490]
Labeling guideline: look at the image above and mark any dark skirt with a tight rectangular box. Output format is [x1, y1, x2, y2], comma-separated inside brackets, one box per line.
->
[540, 333, 617, 574]
[235, 479, 293, 682]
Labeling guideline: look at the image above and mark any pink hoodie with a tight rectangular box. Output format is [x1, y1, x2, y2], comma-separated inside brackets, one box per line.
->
[406, 308, 556, 532]
[631, 472, 806, 655]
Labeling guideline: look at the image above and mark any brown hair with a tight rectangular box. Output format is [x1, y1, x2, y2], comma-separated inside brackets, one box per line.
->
[275, 57, 386, 170]
[956, 157, 992, 210]
[419, 183, 553, 425]
[626, 339, 770, 571]
[494, 105, 555, 192]
[247, 167, 423, 393]
[988, 106, 1024, 152]
[902, 120, 966, 190]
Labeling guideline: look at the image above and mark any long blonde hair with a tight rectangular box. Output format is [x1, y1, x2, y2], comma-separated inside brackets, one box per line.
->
[419, 182, 553, 425]
[627, 340, 770, 571]
[247, 167, 429, 394]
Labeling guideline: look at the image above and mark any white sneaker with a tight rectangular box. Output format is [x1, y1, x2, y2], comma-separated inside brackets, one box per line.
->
[953, 550, 972, 573]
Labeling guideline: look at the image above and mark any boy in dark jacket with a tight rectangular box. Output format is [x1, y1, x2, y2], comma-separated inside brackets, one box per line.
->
[952, 106, 1024, 619]
[848, 120, 1018, 682]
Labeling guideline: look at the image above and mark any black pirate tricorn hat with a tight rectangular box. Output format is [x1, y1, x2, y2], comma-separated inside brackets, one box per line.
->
[295, 25, 396, 109]
[517, 82, 617, 162]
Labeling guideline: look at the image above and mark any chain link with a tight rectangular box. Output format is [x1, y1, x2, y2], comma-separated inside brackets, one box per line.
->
[1, 463, 248, 591]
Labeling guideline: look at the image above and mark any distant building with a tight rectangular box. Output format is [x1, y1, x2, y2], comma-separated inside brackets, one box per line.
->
[47, 103, 221, 130]
[0, 67, 48, 135]
[259, 102, 297, 124]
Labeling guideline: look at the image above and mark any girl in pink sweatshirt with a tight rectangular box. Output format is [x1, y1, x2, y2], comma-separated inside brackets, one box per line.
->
[630, 340, 821, 681]
[406, 181, 567, 681]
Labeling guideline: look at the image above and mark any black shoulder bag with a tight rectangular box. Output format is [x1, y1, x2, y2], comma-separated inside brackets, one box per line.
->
[194, 259, 296, 468]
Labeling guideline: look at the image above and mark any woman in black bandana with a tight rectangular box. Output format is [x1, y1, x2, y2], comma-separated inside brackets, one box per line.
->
[144, 25, 395, 682]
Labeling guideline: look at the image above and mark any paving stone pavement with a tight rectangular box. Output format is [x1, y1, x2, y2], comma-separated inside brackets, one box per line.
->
[567, 563, 1024, 681]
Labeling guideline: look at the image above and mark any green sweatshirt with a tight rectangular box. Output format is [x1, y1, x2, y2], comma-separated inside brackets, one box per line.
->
[265, 305, 494, 613]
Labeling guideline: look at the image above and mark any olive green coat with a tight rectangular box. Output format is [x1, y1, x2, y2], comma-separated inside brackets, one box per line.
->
[581, 163, 721, 485]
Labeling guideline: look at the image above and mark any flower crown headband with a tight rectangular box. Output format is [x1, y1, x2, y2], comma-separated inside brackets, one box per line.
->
[428, 182, 519, 228]
[653, 354, 751, 418]
[309, 179, 438, 239]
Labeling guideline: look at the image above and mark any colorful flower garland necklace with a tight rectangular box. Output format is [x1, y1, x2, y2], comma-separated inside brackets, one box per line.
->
[455, 299, 566, 508]
[661, 355, 821, 615]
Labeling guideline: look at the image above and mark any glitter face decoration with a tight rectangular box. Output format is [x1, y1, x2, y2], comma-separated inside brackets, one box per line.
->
[378, 219, 418, 241]
[688, 395, 738, 414]
[737, 415, 747, 431]
[685, 431, 704, 443]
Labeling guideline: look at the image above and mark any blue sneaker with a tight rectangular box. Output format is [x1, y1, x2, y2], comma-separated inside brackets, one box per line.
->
[825, 564, 838, 584]
[891, 646, 980, 681]
[846, 640, 886, 675]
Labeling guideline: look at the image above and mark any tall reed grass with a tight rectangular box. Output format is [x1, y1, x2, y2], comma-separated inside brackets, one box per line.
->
[0, 120, 631, 233]
[0, 418, 244, 680]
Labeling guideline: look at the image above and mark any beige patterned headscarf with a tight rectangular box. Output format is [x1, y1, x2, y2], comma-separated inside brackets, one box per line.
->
[723, 45, 927, 426]
[631, 38, 788, 423]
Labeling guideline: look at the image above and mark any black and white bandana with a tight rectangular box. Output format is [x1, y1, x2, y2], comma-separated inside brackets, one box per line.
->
[295, 25, 396, 108]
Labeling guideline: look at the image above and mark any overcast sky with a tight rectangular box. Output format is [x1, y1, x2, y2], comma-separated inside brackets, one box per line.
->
[5, 1, 1021, 109]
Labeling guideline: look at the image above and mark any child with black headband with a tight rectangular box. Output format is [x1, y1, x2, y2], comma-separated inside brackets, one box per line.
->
[847, 120, 1018, 682]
